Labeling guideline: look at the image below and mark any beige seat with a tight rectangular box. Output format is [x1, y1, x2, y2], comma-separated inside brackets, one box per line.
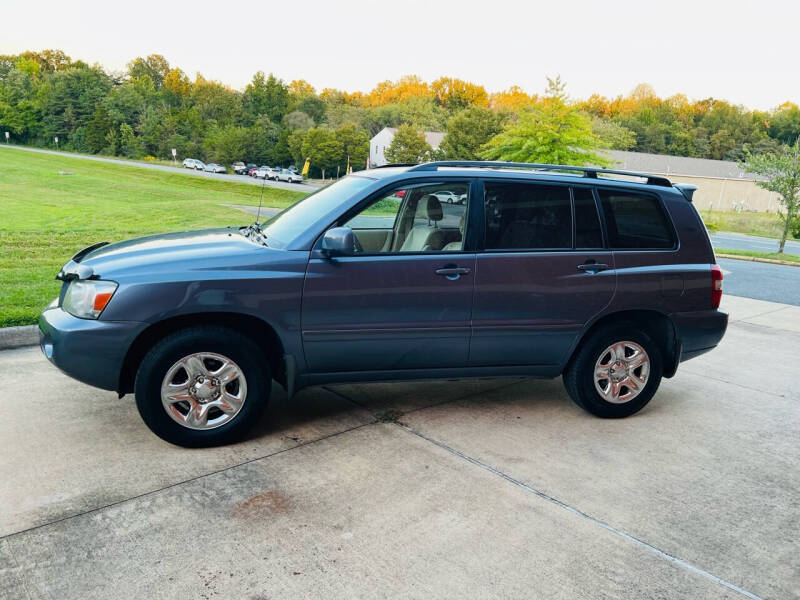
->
[399, 195, 444, 252]
[442, 213, 466, 251]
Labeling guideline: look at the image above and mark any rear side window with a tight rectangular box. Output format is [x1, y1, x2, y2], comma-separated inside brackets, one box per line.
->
[573, 187, 603, 248]
[598, 190, 675, 249]
[484, 182, 571, 250]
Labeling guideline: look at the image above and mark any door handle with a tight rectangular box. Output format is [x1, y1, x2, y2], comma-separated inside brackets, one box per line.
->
[577, 261, 609, 273]
[436, 266, 471, 280]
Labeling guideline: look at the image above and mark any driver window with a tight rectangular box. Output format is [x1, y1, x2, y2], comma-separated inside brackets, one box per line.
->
[343, 183, 469, 253]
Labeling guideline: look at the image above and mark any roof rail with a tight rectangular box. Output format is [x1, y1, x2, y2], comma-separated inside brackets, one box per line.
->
[407, 161, 673, 187]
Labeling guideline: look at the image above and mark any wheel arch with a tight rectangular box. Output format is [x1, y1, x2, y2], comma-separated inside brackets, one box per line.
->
[565, 309, 679, 378]
[118, 312, 286, 396]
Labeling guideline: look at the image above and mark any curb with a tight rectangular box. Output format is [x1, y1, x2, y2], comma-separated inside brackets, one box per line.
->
[0, 325, 38, 350]
[716, 253, 800, 267]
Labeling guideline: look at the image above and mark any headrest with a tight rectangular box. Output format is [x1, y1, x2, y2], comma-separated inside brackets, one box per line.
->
[419, 194, 443, 221]
[458, 213, 466, 233]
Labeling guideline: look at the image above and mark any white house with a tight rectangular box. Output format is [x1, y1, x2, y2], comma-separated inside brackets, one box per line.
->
[369, 127, 445, 167]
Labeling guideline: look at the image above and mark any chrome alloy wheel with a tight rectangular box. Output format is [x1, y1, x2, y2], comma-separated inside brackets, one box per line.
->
[593, 341, 650, 404]
[160, 352, 248, 430]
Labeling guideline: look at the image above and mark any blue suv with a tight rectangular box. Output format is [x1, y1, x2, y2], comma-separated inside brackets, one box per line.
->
[39, 161, 728, 446]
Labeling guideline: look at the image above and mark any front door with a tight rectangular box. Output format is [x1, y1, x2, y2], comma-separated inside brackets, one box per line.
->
[302, 180, 475, 373]
[470, 182, 617, 367]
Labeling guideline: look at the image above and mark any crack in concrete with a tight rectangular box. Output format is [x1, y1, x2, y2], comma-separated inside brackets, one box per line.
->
[398, 423, 764, 600]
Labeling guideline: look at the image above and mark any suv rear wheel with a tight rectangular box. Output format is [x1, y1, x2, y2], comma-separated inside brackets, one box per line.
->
[134, 326, 271, 447]
[564, 323, 663, 418]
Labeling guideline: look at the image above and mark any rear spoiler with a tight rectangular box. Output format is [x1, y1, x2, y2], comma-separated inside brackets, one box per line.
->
[674, 183, 698, 202]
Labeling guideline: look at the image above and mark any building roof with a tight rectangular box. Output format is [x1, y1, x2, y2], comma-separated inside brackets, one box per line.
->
[377, 127, 445, 149]
[602, 149, 752, 179]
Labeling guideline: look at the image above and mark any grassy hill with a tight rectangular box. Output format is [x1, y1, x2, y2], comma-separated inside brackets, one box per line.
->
[0, 149, 305, 327]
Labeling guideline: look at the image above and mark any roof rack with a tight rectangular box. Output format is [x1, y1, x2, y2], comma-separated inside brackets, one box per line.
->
[406, 161, 673, 187]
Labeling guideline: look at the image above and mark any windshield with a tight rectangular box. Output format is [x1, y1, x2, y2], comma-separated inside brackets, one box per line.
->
[262, 175, 375, 248]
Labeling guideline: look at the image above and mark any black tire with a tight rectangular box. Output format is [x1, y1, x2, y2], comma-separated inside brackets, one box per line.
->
[564, 323, 663, 418]
[134, 326, 271, 447]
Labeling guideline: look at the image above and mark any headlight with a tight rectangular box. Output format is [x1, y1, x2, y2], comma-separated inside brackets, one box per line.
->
[63, 280, 118, 319]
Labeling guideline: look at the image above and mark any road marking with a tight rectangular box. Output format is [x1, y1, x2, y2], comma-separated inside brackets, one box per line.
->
[401, 425, 764, 600]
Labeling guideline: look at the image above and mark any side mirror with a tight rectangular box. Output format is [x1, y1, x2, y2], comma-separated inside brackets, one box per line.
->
[320, 227, 355, 258]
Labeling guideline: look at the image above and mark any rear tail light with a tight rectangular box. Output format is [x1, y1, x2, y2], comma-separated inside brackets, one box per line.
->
[711, 264, 723, 309]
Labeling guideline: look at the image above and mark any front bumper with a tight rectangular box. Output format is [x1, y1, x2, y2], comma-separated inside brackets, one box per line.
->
[672, 309, 729, 362]
[39, 308, 147, 392]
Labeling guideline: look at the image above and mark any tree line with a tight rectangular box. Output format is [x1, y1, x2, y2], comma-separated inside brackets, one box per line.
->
[1, 50, 799, 177]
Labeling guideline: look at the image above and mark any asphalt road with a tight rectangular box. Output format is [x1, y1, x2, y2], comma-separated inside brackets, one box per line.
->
[0, 144, 322, 194]
[718, 257, 800, 306]
[1, 293, 798, 599]
[710, 231, 800, 256]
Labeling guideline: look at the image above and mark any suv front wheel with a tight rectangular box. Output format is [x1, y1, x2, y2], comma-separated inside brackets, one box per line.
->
[564, 324, 663, 418]
[134, 326, 271, 447]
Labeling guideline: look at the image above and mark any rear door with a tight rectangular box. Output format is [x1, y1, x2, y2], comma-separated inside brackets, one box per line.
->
[470, 180, 616, 367]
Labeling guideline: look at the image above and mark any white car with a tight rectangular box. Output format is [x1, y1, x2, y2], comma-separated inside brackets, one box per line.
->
[253, 165, 272, 179]
[182, 158, 205, 170]
[277, 168, 303, 183]
[203, 163, 226, 174]
[433, 190, 462, 204]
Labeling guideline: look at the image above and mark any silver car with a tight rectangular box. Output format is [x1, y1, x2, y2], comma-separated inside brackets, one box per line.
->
[182, 158, 205, 170]
[277, 168, 303, 183]
[204, 163, 226, 174]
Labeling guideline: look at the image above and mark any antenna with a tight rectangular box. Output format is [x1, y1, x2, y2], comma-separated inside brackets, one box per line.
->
[256, 167, 267, 225]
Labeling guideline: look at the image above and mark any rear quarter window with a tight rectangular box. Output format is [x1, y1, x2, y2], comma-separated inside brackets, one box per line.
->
[598, 189, 675, 249]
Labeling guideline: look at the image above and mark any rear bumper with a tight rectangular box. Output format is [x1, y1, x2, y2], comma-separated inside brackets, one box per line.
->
[671, 309, 729, 363]
[39, 308, 146, 392]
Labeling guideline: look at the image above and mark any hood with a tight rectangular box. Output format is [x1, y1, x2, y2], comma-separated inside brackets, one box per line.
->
[74, 228, 276, 280]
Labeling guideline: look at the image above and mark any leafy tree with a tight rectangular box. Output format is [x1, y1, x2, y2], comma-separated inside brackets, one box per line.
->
[282, 110, 315, 131]
[592, 117, 636, 150]
[334, 123, 369, 171]
[242, 71, 288, 123]
[292, 95, 326, 123]
[431, 77, 489, 111]
[769, 103, 800, 145]
[86, 104, 113, 152]
[127, 54, 170, 89]
[740, 141, 800, 253]
[301, 127, 344, 178]
[482, 92, 611, 166]
[385, 124, 431, 164]
[440, 106, 506, 159]
[118, 123, 142, 157]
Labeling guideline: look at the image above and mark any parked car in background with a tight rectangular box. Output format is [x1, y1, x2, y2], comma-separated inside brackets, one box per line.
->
[253, 166, 272, 179]
[39, 161, 727, 447]
[244, 163, 257, 176]
[247, 165, 259, 176]
[433, 190, 461, 204]
[204, 163, 226, 173]
[232, 162, 247, 174]
[183, 158, 205, 170]
[277, 168, 303, 183]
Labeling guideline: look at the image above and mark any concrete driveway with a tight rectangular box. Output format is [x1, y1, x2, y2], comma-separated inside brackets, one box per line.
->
[1, 295, 798, 599]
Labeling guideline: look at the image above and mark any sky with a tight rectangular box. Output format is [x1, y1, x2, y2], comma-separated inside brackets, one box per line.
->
[2, 0, 796, 110]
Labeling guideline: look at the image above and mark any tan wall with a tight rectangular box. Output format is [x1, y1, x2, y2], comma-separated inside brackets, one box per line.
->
[654, 174, 781, 213]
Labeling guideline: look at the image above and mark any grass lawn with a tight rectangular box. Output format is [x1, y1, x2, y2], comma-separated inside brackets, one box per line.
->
[700, 209, 797, 240]
[715, 248, 800, 264]
[0, 148, 305, 327]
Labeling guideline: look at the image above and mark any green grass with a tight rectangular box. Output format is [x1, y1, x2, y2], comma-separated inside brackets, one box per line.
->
[715, 248, 800, 263]
[0, 148, 305, 327]
[700, 210, 797, 240]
